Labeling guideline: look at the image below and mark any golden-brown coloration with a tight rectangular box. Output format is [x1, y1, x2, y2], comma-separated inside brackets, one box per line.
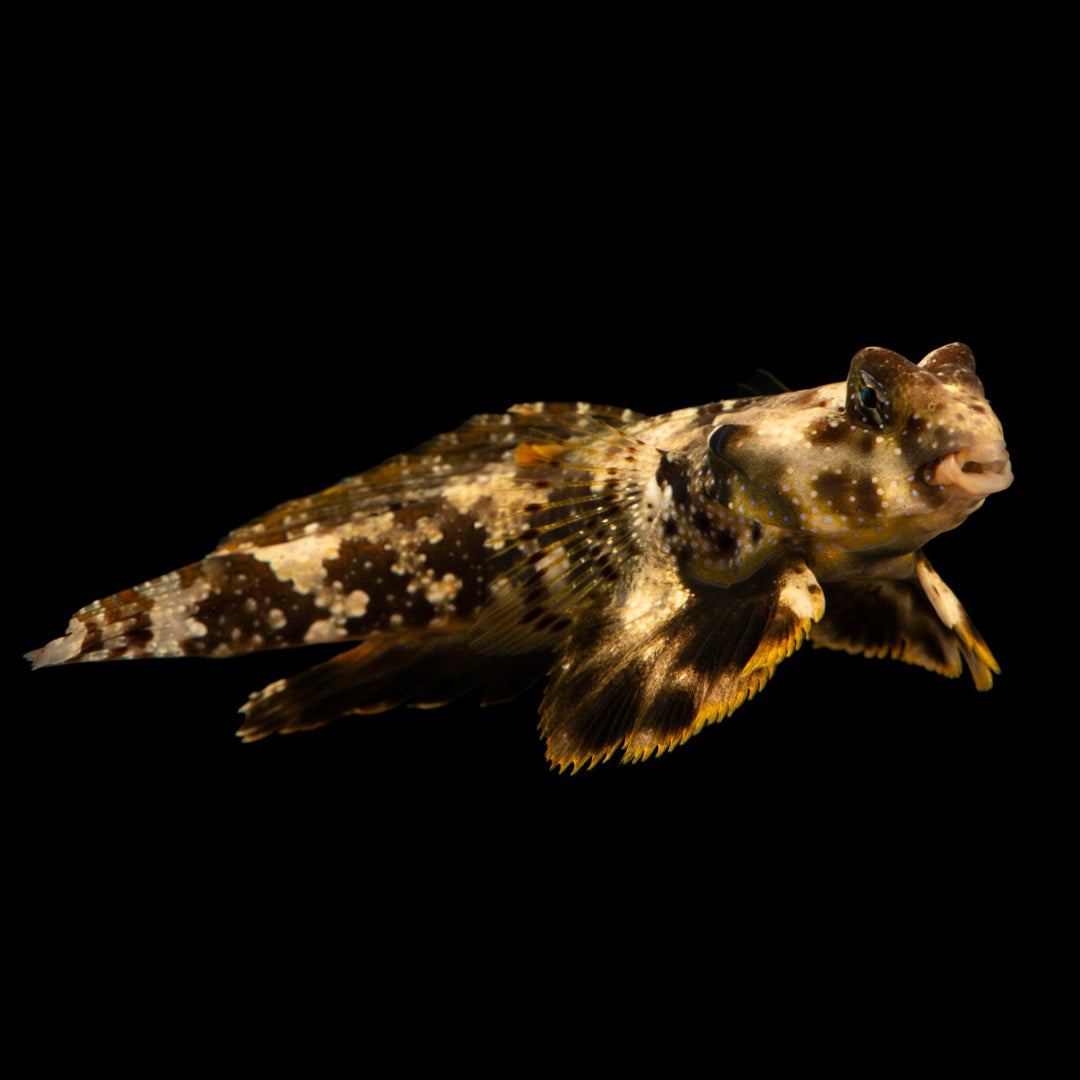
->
[28, 344, 1012, 769]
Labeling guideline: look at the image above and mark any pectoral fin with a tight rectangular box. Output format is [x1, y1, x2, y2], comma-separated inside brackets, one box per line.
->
[540, 557, 825, 771]
[811, 551, 1000, 690]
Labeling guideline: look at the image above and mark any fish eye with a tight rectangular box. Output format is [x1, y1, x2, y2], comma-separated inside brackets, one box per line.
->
[851, 370, 890, 429]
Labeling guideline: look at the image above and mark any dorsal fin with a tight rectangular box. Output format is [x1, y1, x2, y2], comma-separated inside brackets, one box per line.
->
[470, 409, 663, 658]
[735, 369, 789, 398]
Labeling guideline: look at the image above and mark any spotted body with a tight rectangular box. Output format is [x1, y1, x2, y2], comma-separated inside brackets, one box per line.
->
[28, 343, 1013, 770]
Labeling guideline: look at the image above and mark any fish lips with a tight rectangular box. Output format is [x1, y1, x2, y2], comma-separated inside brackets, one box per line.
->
[929, 439, 1014, 498]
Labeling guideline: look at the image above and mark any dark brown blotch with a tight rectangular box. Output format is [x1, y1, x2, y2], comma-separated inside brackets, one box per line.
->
[900, 415, 930, 457]
[849, 475, 884, 518]
[815, 471, 851, 507]
[805, 421, 849, 447]
[571, 657, 649, 756]
[644, 685, 700, 739]
[655, 454, 691, 506]
[184, 553, 328, 652]
[712, 529, 737, 558]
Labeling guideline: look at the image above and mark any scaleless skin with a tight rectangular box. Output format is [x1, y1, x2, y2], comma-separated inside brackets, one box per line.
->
[29, 343, 1013, 771]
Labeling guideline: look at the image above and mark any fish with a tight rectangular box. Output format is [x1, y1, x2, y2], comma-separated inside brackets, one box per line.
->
[27, 342, 1013, 771]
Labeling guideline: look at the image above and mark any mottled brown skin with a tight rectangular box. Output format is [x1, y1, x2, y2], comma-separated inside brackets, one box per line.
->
[28, 344, 1012, 770]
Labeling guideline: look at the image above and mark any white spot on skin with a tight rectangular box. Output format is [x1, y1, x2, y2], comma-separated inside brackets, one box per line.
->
[412, 517, 445, 546]
[344, 590, 370, 617]
[425, 574, 462, 605]
[250, 533, 342, 594]
[147, 572, 213, 655]
[353, 511, 397, 543]
[304, 619, 348, 644]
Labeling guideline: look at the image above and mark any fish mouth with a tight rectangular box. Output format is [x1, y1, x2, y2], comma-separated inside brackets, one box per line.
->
[930, 439, 1013, 497]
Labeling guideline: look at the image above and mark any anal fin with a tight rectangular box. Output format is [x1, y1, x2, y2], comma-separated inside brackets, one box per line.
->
[236, 625, 551, 742]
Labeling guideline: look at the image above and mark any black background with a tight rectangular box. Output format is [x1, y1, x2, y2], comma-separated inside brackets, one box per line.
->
[10, 68, 1059, 987]
[17, 224, 1041, 846]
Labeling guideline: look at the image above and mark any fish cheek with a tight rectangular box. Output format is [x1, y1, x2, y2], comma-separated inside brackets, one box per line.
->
[899, 413, 942, 466]
[814, 470, 855, 513]
[703, 462, 733, 511]
[850, 473, 886, 522]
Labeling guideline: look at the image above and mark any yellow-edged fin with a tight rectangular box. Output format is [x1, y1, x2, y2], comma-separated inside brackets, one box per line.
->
[540, 557, 825, 772]
[685, 560, 824, 739]
[810, 552, 999, 691]
[28, 343, 1013, 768]
[914, 552, 999, 690]
[739, 561, 826, 678]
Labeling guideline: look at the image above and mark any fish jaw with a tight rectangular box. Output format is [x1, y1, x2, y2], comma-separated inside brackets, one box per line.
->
[930, 438, 1013, 499]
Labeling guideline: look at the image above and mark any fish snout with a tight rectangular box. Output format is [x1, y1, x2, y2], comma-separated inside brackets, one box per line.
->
[930, 439, 1013, 497]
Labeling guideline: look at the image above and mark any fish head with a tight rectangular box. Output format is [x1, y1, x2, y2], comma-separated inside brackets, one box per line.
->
[708, 343, 1013, 555]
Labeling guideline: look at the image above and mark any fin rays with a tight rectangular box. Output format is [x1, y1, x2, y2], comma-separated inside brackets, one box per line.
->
[811, 552, 999, 690]
[540, 557, 826, 772]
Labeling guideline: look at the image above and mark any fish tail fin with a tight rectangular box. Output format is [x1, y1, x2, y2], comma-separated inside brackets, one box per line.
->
[26, 562, 216, 669]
